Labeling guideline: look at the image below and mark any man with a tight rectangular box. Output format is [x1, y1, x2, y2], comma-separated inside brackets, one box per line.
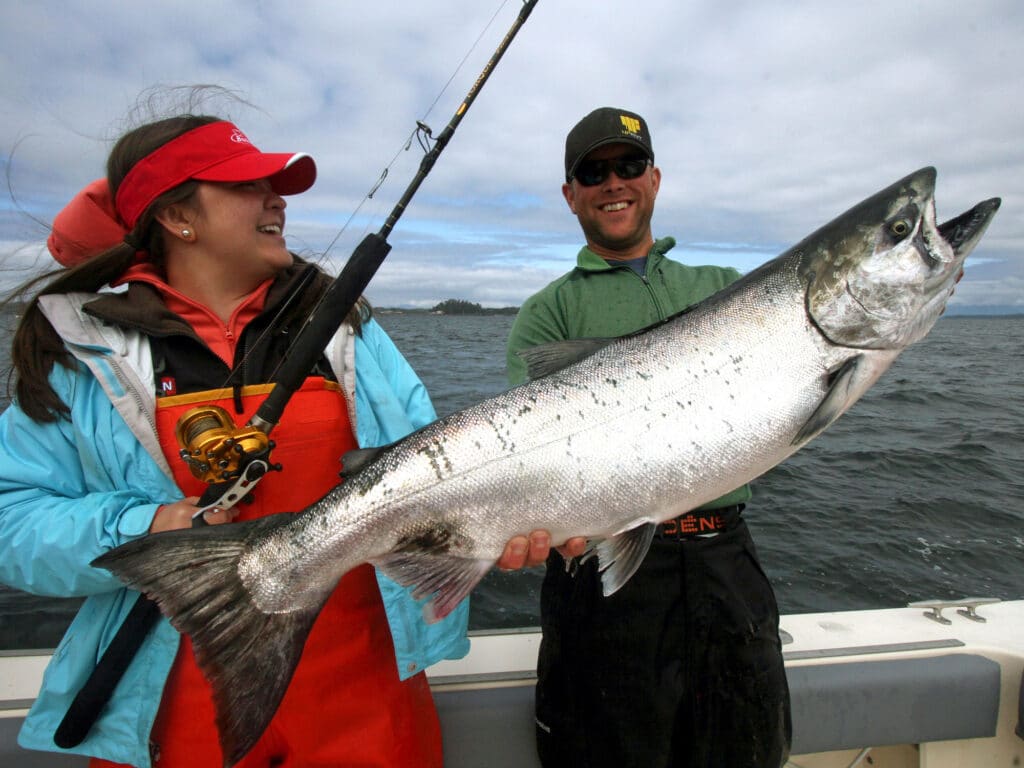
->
[506, 107, 791, 768]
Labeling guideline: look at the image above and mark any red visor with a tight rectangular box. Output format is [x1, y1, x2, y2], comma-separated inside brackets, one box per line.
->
[114, 121, 316, 228]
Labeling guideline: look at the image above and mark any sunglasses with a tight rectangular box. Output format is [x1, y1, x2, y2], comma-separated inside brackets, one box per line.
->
[572, 155, 651, 186]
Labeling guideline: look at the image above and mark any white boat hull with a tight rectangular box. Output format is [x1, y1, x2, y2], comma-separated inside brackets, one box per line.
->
[3, 599, 1023, 767]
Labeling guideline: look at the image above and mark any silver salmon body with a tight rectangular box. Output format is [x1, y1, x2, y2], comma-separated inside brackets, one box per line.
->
[95, 167, 999, 766]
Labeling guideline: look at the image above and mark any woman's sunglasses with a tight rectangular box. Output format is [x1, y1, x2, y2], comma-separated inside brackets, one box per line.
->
[572, 155, 652, 187]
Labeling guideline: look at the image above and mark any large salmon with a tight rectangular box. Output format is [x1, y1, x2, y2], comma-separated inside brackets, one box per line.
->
[95, 167, 999, 766]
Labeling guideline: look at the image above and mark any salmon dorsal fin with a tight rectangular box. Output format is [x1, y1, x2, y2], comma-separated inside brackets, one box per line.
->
[518, 337, 616, 380]
[340, 446, 387, 479]
[517, 306, 700, 381]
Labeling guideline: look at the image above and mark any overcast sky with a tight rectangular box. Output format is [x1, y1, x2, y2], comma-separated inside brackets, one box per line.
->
[1, 0, 1020, 312]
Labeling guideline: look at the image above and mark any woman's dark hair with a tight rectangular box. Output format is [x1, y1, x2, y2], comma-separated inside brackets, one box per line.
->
[6, 115, 218, 422]
[7, 112, 369, 424]
[2, 112, 226, 423]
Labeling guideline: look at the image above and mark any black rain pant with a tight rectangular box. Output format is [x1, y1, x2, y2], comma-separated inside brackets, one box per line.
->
[535, 516, 791, 768]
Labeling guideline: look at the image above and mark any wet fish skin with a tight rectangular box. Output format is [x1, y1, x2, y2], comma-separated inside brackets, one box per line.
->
[94, 167, 999, 767]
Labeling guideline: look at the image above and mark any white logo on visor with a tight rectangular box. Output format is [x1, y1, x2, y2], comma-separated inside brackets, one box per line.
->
[230, 130, 252, 145]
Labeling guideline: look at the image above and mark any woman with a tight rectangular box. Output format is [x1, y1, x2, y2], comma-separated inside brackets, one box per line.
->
[0, 114, 557, 767]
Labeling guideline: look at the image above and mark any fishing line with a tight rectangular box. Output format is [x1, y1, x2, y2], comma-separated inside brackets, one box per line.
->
[175, 0, 543, 503]
[323, 0, 510, 256]
[238, 0, 540, 457]
[234, 0, 514, 389]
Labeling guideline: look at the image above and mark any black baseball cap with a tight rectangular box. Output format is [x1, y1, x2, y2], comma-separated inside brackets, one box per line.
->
[564, 107, 654, 182]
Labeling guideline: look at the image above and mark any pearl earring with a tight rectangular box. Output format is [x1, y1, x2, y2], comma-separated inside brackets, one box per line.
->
[181, 229, 192, 239]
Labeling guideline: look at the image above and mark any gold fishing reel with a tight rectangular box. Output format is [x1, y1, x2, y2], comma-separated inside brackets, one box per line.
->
[175, 405, 274, 484]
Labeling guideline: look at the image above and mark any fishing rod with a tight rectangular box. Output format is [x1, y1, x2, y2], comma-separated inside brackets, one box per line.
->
[53, 0, 540, 749]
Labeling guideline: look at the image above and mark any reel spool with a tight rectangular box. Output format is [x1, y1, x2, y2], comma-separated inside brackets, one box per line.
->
[175, 405, 273, 484]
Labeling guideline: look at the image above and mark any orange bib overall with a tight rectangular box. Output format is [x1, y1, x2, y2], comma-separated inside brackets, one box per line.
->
[91, 380, 441, 768]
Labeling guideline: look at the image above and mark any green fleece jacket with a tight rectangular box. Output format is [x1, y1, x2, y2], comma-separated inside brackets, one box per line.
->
[506, 236, 751, 509]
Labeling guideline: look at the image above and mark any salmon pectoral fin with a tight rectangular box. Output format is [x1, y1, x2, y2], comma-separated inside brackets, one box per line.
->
[374, 552, 493, 623]
[792, 354, 865, 446]
[580, 521, 657, 597]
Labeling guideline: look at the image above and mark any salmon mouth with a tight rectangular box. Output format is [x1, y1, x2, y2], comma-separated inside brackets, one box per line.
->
[938, 198, 1001, 255]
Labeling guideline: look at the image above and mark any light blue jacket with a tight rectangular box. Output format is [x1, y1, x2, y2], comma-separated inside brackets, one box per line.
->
[0, 292, 469, 766]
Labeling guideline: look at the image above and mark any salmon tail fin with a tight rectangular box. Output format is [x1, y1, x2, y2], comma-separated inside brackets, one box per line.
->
[93, 514, 321, 767]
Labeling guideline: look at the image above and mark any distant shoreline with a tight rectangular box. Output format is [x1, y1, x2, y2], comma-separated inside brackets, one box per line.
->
[377, 307, 519, 316]
[377, 299, 519, 316]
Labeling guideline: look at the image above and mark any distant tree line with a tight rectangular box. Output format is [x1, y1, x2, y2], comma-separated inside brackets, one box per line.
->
[431, 299, 518, 316]
[374, 299, 519, 315]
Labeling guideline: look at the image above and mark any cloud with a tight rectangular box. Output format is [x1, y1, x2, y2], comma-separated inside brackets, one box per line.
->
[1, 0, 1021, 308]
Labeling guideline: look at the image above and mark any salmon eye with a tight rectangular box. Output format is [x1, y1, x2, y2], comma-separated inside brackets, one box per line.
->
[889, 218, 912, 238]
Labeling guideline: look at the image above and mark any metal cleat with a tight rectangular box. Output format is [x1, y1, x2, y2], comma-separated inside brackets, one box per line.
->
[956, 597, 1002, 623]
[908, 597, 1001, 625]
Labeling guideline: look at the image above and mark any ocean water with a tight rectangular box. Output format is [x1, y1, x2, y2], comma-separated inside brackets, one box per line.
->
[0, 313, 1021, 649]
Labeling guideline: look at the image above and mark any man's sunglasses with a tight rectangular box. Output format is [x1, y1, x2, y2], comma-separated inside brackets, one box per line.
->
[572, 155, 652, 187]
